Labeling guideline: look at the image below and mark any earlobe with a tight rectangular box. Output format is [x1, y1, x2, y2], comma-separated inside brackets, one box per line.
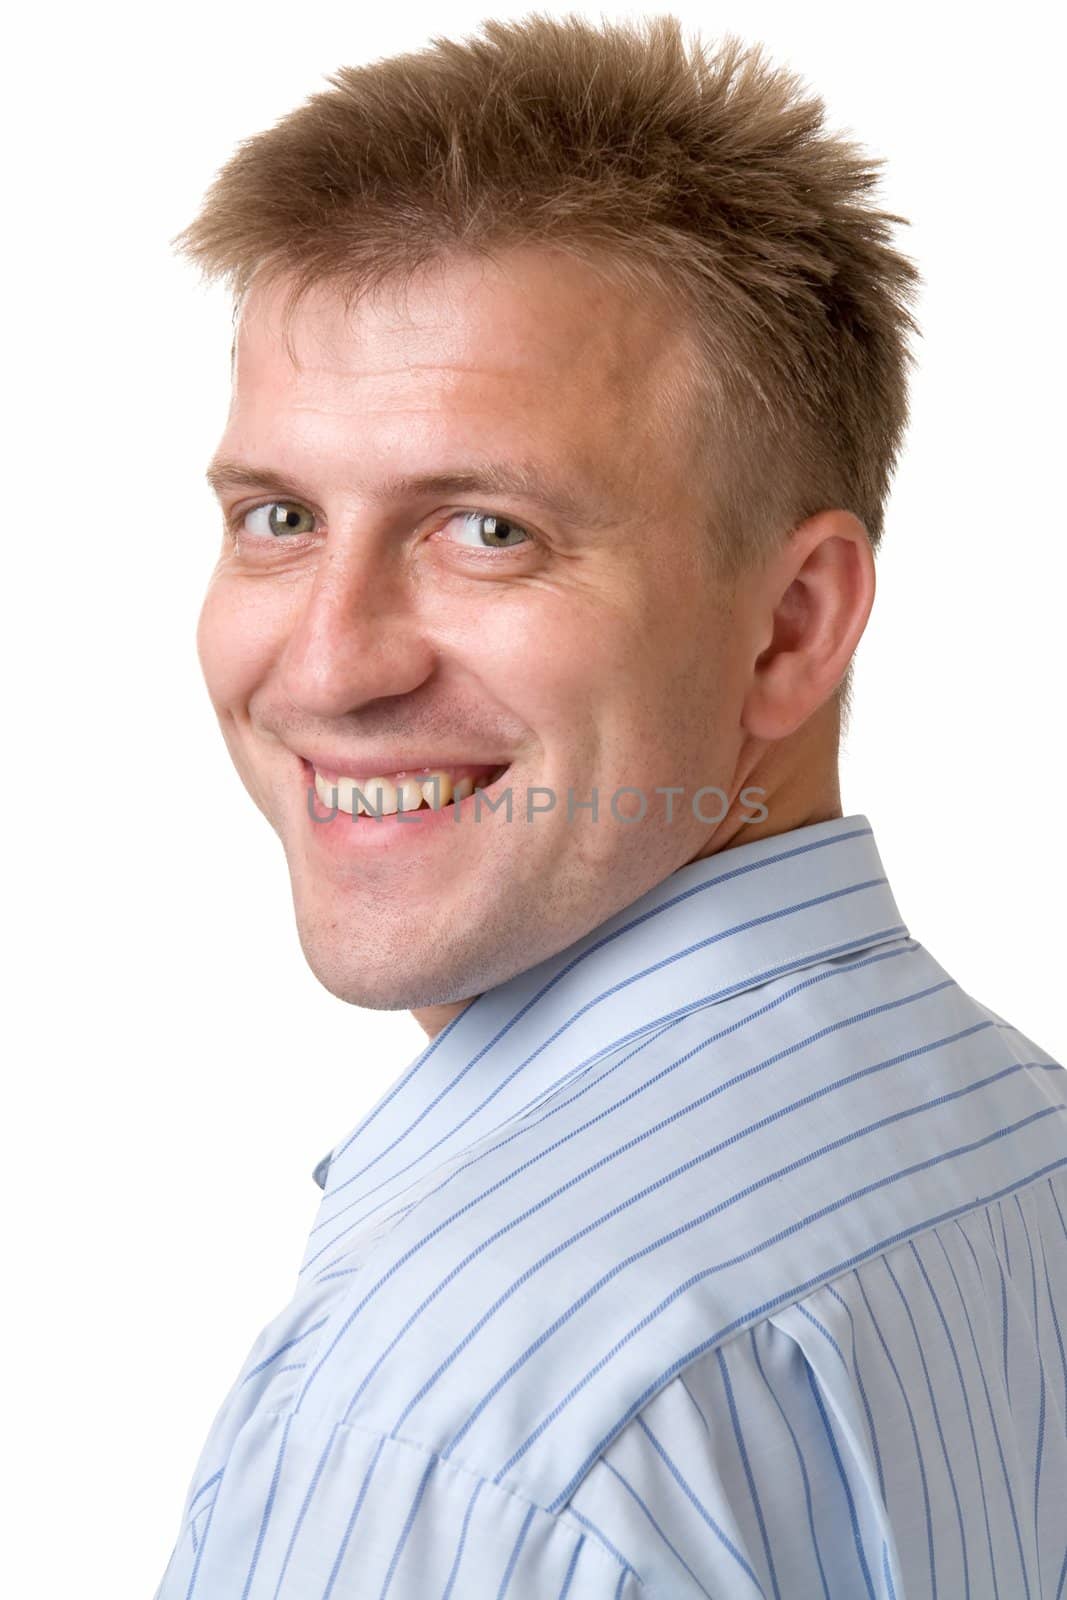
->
[741, 510, 876, 742]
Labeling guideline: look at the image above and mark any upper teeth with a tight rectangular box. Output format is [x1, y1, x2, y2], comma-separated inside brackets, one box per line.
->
[312, 768, 491, 815]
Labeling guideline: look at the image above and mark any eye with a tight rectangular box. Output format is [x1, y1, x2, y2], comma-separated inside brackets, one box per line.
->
[440, 511, 533, 551]
[236, 501, 317, 539]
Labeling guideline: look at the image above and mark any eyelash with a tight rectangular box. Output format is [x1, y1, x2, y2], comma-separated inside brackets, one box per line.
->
[226, 500, 536, 553]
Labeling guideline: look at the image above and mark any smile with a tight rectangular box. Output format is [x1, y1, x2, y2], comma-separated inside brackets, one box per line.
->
[306, 762, 510, 817]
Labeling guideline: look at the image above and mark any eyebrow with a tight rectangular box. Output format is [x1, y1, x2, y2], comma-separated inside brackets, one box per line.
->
[204, 457, 613, 529]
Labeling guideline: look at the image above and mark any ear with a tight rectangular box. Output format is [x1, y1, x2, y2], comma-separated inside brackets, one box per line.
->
[741, 510, 876, 741]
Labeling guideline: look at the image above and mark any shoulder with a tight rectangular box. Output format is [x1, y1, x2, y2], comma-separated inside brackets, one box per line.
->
[561, 1168, 1067, 1598]
[307, 945, 1065, 1511]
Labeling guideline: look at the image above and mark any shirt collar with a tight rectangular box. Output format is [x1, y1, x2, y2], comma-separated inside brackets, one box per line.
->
[312, 814, 908, 1208]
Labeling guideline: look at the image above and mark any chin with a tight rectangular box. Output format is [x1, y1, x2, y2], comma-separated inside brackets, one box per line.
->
[292, 921, 461, 1011]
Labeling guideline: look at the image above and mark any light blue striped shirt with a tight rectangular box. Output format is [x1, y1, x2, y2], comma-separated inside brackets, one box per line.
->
[155, 813, 1067, 1598]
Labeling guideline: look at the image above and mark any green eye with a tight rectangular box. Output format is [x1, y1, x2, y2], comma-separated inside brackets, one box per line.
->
[449, 511, 532, 549]
[242, 502, 316, 538]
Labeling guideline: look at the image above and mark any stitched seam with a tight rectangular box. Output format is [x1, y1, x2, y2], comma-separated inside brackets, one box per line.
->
[256, 1410, 644, 1583]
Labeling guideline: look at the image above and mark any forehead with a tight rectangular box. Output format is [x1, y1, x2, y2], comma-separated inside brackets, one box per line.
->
[227, 249, 696, 469]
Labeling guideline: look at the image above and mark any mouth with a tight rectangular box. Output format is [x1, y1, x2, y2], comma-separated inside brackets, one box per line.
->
[300, 758, 511, 818]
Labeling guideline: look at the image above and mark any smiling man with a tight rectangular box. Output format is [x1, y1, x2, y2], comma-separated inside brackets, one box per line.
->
[156, 15, 1067, 1599]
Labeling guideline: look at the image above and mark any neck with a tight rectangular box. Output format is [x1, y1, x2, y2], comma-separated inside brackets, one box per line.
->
[411, 996, 475, 1041]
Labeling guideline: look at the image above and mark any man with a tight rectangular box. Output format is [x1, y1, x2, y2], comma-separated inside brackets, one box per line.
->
[157, 13, 1066, 1597]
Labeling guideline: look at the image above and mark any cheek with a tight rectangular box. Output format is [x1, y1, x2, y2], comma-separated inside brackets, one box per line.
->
[459, 588, 622, 724]
[462, 591, 683, 793]
[195, 575, 280, 709]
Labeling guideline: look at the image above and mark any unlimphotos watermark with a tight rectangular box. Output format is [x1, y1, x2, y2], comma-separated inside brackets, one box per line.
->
[307, 780, 769, 826]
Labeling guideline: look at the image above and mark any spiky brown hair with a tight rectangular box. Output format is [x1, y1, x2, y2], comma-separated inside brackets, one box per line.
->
[173, 11, 922, 724]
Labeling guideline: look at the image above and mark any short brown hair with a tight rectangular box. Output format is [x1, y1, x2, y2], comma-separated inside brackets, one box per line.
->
[173, 11, 922, 723]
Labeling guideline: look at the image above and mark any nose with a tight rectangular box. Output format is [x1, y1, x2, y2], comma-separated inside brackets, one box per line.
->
[277, 536, 436, 718]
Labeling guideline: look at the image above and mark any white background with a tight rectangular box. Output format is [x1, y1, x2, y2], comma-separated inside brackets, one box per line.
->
[5, 1, 1064, 1592]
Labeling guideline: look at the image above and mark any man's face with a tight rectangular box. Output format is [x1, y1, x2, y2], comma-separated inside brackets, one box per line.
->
[198, 247, 757, 1011]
